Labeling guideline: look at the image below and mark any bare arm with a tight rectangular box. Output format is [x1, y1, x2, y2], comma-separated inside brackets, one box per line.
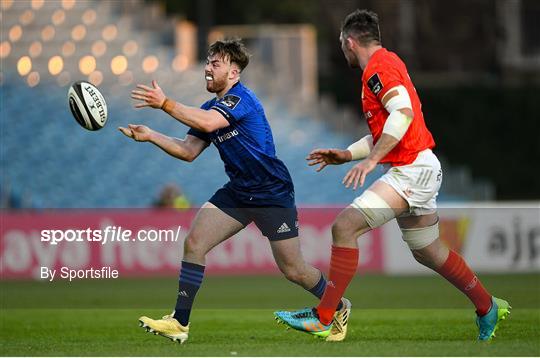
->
[361, 118, 406, 165]
[130, 81, 229, 133]
[161, 101, 229, 133]
[118, 124, 209, 162]
[150, 132, 209, 162]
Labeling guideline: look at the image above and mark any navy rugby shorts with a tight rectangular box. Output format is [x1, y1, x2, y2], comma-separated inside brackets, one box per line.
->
[208, 186, 298, 241]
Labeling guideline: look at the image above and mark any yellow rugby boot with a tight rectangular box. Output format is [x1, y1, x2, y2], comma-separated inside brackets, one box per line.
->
[326, 297, 352, 342]
[138, 313, 189, 343]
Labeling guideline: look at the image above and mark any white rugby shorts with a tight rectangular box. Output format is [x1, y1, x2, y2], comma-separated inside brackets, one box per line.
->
[379, 149, 442, 216]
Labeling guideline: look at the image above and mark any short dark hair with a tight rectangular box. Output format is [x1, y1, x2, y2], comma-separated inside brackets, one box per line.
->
[208, 38, 250, 72]
[341, 9, 381, 46]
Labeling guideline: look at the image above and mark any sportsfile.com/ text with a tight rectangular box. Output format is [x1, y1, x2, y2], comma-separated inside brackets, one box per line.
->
[40, 226, 182, 245]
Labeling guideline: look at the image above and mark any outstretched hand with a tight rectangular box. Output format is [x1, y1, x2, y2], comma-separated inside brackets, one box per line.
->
[306, 148, 352, 172]
[131, 80, 166, 109]
[118, 124, 153, 142]
[342, 159, 377, 190]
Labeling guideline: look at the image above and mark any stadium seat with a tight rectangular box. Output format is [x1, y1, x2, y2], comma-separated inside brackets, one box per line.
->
[1, 0, 480, 208]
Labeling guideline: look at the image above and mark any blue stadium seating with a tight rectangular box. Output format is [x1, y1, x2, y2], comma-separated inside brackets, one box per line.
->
[1, 0, 469, 208]
[2, 72, 393, 208]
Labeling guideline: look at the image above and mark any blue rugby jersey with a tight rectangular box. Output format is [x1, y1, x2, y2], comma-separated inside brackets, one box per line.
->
[187, 82, 294, 201]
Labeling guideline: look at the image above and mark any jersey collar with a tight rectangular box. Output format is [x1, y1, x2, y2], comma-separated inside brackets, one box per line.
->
[216, 81, 242, 100]
[370, 47, 387, 62]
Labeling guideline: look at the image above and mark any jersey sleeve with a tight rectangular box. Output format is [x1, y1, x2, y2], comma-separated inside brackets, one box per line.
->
[210, 94, 251, 124]
[187, 127, 211, 143]
[364, 65, 403, 102]
[186, 100, 213, 142]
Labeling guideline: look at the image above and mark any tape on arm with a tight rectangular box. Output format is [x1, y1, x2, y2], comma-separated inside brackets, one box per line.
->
[347, 135, 373, 161]
[382, 85, 413, 140]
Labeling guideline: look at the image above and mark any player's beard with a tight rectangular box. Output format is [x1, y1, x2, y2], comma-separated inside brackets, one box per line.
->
[345, 52, 360, 68]
[206, 73, 228, 94]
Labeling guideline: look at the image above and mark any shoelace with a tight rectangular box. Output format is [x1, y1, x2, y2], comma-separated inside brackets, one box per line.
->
[292, 308, 317, 319]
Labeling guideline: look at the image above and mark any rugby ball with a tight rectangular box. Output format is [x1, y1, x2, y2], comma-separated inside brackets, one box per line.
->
[68, 81, 108, 131]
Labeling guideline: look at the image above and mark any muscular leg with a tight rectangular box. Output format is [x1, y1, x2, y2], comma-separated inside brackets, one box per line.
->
[397, 213, 448, 269]
[174, 202, 245, 325]
[317, 181, 409, 324]
[183, 202, 245, 264]
[333, 181, 410, 247]
[270, 237, 323, 292]
[330, 207, 370, 248]
[398, 212, 492, 316]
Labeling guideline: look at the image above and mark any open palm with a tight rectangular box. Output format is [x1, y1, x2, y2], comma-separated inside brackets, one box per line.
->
[306, 148, 352, 172]
[118, 124, 153, 142]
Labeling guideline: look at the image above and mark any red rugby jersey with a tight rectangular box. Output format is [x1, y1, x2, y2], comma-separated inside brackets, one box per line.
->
[361, 48, 435, 166]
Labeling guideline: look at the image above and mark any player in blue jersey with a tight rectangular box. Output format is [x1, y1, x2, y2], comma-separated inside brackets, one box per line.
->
[120, 39, 347, 343]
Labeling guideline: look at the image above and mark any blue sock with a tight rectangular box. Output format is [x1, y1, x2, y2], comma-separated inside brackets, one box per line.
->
[173, 261, 205, 326]
[308, 271, 343, 310]
[308, 271, 327, 298]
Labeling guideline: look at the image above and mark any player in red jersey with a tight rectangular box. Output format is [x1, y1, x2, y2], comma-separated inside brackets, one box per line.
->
[275, 9, 510, 342]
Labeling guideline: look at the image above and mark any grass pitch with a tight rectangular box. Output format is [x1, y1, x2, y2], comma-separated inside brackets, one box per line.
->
[1, 274, 539, 356]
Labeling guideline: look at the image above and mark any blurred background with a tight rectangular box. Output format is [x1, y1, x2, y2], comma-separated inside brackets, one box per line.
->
[1, 1, 539, 278]
[1, 0, 539, 209]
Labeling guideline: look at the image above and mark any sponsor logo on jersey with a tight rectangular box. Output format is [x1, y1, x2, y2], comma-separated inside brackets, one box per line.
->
[219, 94, 241, 110]
[367, 73, 383, 95]
[215, 129, 239, 143]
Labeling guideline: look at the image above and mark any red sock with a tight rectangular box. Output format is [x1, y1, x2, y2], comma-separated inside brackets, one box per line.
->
[316, 246, 359, 325]
[436, 250, 492, 316]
